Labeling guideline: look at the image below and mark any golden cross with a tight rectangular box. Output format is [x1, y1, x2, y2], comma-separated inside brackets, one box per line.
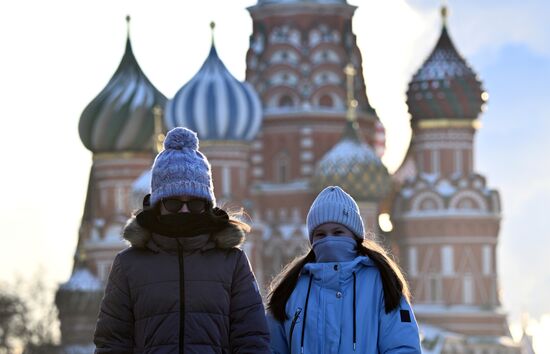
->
[441, 1, 448, 26]
[210, 21, 216, 45]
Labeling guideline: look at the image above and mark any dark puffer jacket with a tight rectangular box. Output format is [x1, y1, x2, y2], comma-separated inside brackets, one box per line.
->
[93, 216, 270, 354]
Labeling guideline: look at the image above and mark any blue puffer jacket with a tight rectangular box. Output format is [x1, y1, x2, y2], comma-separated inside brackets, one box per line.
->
[268, 256, 421, 354]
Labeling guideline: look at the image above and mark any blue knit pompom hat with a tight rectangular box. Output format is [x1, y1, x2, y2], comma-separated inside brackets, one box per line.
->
[306, 186, 365, 243]
[149, 127, 216, 207]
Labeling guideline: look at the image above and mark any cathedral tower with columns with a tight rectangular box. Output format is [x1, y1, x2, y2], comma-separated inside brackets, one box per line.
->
[390, 7, 513, 345]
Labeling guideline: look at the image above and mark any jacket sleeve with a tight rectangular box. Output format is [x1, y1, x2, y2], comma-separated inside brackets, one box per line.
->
[378, 295, 422, 354]
[267, 312, 289, 354]
[229, 250, 270, 353]
[94, 254, 134, 353]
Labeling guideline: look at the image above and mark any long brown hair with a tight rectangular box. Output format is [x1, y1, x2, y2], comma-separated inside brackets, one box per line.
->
[266, 236, 410, 322]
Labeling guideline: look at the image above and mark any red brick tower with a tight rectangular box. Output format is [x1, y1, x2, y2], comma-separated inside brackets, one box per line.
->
[391, 7, 511, 339]
[55, 17, 166, 349]
[244, 0, 387, 287]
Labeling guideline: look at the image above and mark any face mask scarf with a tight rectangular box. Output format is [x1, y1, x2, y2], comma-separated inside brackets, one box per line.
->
[312, 236, 358, 263]
[136, 207, 229, 238]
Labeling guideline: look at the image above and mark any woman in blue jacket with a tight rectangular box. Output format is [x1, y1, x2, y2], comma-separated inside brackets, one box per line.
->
[267, 186, 421, 354]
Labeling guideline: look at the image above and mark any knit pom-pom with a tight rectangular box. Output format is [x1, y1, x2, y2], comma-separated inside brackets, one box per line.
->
[164, 127, 199, 150]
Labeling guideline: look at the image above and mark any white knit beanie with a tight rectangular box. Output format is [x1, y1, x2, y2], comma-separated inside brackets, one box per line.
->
[306, 186, 365, 243]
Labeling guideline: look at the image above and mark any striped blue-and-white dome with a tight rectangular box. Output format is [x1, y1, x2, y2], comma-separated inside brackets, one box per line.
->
[165, 44, 262, 141]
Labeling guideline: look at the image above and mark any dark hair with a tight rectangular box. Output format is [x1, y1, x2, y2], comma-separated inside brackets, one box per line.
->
[266, 236, 411, 322]
[223, 208, 251, 233]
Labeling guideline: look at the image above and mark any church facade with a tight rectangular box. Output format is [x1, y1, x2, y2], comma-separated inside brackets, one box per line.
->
[54, 1, 524, 353]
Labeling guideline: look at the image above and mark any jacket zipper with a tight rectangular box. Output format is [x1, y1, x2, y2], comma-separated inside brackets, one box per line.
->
[288, 307, 302, 353]
[177, 242, 185, 354]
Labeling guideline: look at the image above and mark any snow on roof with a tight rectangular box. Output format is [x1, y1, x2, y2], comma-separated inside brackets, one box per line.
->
[281, 224, 308, 240]
[401, 187, 415, 199]
[261, 224, 273, 241]
[319, 139, 379, 170]
[60, 268, 103, 292]
[132, 170, 151, 194]
[436, 179, 456, 197]
[279, 225, 296, 240]
[420, 324, 451, 354]
[62, 344, 96, 354]
[467, 335, 518, 347]
[419, 172, 439, 184]
[414, 304, 508, 315]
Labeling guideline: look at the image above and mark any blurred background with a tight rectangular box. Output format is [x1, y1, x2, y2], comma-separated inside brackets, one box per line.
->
[0, 0, 548, 353]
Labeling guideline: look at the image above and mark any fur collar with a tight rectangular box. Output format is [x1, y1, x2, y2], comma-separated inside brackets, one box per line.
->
[122, 216, 246, 250]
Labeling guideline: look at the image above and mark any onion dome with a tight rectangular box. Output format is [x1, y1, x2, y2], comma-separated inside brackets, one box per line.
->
[55, 268, 103, 318]
[165, 23, 262, 141]
[312, 121, 391, 202]
[55, 268, 104, 344]
[79, 17, 167, 153]
[406, 7, 487, 122]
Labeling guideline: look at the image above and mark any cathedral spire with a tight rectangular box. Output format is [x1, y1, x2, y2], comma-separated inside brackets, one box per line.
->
[153, 105, 165, 153]
[78, 15, 167, 153]
[440, 3, 448, 27]
[210, 21, 216, 46]
[126, 15, 131, 37]
[406, 3, 484, 123]
[344, 63, 358, 123]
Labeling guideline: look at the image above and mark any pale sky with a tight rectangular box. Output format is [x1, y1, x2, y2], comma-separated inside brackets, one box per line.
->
[0, 0, 548, 352]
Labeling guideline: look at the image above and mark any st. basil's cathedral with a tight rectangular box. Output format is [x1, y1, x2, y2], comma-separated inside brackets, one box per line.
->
[53, 1, 533, 353]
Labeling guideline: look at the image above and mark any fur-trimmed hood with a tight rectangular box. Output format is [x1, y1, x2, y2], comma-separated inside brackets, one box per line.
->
[122, 215, 246, 251]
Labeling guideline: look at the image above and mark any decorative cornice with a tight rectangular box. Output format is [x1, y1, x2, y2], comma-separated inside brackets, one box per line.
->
[416, 119, 481, 130]
[93, 151, 153, 161]
[397, 236, 498, 245]
[263, 109, 377, 121]
[199, 141, 251, 149]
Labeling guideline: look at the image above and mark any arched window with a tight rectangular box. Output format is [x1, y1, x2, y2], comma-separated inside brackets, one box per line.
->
[457, 198, 476, 210]
[463, 274, 474, 304]
[279, 95, 294, 108]
[275, 152, 290, 183]
[428, 275, 443, 303]
[319, 94, 333, 107]
[420, 198, 437, 210]
[412, 191, 444, 212]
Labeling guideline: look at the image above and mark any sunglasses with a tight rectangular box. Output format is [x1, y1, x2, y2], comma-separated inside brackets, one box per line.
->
[161, 198, 208, 214]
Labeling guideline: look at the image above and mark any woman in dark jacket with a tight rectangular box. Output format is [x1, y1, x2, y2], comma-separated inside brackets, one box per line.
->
[93, 127, 270, 354]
